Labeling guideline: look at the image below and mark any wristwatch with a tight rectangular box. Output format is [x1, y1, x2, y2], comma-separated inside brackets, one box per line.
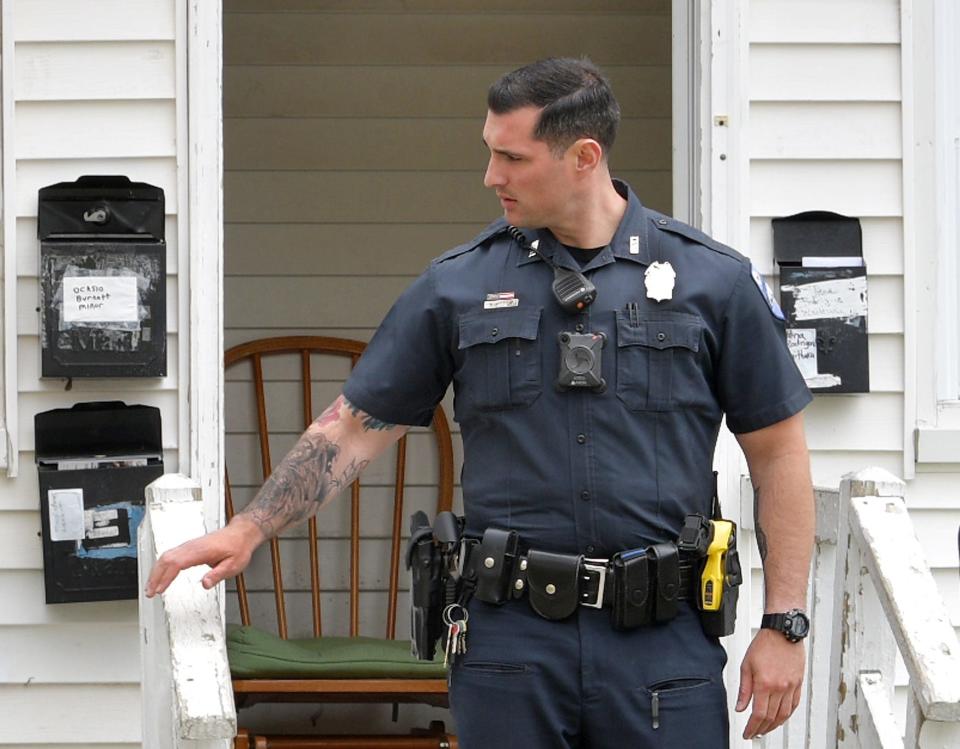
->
[761, 609, 810, 642]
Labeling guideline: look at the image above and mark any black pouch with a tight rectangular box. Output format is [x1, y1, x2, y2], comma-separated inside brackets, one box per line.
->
[611, 550, 651, 630]
[406, 511, 442, 660]
[471, 527, 520, 605]
[649, 542, 680, 623]
[525, 550, 581, 620]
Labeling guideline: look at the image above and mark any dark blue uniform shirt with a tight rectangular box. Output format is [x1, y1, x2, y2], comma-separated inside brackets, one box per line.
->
[344, 181, 811, 556]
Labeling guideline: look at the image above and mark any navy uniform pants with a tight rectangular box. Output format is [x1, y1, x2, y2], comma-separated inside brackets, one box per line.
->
[449, 598, 729, 748]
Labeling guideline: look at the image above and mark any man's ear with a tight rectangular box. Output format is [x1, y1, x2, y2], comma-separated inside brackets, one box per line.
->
[572, 138, 604, 171]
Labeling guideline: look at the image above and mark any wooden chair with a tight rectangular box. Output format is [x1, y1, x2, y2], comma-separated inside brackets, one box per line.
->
[224, 336, 457, 749]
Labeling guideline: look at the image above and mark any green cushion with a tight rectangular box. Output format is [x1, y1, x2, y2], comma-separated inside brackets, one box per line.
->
[227, 624, 448, 679]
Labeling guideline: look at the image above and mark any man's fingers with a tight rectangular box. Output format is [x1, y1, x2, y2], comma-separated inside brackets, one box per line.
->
[736, 663, 754, 712]
[743, 689, 769, 739]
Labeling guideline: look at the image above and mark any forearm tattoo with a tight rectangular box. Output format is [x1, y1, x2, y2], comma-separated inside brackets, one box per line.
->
[346, 398, 397, 431]
[753, 484, 769, 562]
[238, 396, 390, 538]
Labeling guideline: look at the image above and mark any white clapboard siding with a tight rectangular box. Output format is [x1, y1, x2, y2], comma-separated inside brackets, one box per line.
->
[16, 100, 177, 160]
[749, 0, 900, 43]
[805, 450, 902, 488]
[13, 0, 175, 42]
[0, 685, 141, 743]
[0, 624, 141, 683]
[18, 216, 180, 276]
[749, 44, 901, 101]
[0, 571, 137, 625]
[15, 41, 177, 101]
[750, 160, 902, 217]
[749, 101, 902, 160]
[2, 2, 183, 744]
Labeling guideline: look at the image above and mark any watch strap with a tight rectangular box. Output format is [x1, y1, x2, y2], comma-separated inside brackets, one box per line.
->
[761, 613, 786, 632]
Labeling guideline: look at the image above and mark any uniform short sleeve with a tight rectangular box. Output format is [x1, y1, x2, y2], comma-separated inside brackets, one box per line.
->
[342, 264, 453, 427]
[717, 263, 812, 433]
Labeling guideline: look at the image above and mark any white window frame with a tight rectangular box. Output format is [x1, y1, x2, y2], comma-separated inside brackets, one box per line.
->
[913, 0, 960, 465]
[1, 0, 13, 473]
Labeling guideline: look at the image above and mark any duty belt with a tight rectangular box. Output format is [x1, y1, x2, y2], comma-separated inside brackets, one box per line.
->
[465, 528, 702, 630]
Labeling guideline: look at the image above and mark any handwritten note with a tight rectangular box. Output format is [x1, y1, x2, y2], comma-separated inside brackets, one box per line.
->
[780, 276, 867, 322]
[786, 328, 818, 379]
[49, 489, 85, 542]
[62, 276, 138, 323]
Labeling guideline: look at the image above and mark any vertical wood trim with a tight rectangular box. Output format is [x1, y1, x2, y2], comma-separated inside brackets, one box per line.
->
[176, 0, 190, 478]
[672, 0, 700, 226]
[901, 0, 917, 478]
[187, 0, 225, 531]
[386, 434, 407, 640]
[2, 0, 17, 475]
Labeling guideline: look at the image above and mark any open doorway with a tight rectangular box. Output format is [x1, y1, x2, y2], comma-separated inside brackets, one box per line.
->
[220, 0, 678, 736]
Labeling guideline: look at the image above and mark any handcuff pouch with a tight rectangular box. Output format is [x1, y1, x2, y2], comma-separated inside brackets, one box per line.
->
[649, 542, 680, 623]
[525, 550, 581, 620]
[611, 549, 651, 630]
[471, 527, 519, 605]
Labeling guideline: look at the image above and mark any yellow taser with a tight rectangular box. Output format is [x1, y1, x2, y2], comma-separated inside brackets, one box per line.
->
[701, 520, 735, 612]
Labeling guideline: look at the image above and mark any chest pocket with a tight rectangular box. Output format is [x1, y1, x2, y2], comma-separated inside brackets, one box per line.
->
[616, 311, 704, 412]
[457, 306, 543, 413]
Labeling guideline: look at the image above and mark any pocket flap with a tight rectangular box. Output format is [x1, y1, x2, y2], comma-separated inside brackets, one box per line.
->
[525, 550, 581, 620]
[616, 311, 702, 352]
[458, 306, 542, 350]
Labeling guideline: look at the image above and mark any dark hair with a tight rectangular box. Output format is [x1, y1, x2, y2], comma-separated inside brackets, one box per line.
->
[487, 57, 620, 156]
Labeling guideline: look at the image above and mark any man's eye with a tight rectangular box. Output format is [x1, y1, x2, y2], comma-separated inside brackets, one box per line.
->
[506, 154, 521, 162]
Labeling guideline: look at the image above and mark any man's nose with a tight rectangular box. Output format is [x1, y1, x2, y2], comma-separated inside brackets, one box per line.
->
[483, 157, 502, 189]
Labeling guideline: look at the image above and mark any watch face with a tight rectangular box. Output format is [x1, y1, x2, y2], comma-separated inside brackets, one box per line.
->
[786, 610, 810, 640]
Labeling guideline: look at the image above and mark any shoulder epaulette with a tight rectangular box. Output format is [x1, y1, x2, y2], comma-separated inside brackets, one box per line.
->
[434, 218, 510, 264]
[648, 210, 745, 263]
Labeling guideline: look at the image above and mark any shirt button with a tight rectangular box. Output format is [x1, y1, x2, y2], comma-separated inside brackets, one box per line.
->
[491, 327, 499, 337]
[576, 323, 585, 332]
[576, 433, 587, 444]
[657, 331, 667, 342]
[586, 545, 596, 554]
[580, 490, 591, 501]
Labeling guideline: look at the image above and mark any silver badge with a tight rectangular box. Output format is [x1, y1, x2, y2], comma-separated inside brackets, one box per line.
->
[644, 261, 676, 302]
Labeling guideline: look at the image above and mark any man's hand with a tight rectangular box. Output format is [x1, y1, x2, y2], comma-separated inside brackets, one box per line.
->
[736, 628, 805, 740]
[144, 515, 265, 597]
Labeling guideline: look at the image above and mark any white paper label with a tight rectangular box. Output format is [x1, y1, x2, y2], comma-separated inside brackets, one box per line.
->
[786, 328, 818, 379]
[49, 489, 85, 542]
[780, 276, 868, 321]
[62, 276, 138, 323]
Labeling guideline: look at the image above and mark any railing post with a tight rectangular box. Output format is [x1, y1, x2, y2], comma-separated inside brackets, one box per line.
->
[138, 473, 236, 749]
[827, 468, 903, 749]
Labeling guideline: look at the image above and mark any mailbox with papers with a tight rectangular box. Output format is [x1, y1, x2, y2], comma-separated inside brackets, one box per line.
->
[772, 211, 869, 394]
[38, 175, 167, 378]
[35, 401, 163, 603]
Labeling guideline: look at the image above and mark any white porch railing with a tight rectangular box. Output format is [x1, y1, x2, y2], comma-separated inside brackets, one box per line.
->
[743, 468, 960, 749]
[138, 469, 959, 748]
[138, 474, 236, 749]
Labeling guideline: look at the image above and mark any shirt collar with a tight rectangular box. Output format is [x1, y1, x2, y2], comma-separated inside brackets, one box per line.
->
[516, 179, 652, 268]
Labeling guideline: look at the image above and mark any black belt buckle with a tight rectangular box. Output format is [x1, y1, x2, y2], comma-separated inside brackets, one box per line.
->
[579, 558, 608, 609]
[611, 548, 651, 630]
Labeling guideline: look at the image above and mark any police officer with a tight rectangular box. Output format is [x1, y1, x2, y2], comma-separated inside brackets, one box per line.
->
[147, 58, 815, 748]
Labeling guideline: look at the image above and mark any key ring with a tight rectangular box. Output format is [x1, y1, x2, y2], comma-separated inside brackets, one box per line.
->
[442, 602, 469, 626]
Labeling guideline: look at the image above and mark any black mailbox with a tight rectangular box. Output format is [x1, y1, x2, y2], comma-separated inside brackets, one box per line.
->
[38, 175, 166, 378]
[35, 401, 163, 604]
[773, 211, 869, 394]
